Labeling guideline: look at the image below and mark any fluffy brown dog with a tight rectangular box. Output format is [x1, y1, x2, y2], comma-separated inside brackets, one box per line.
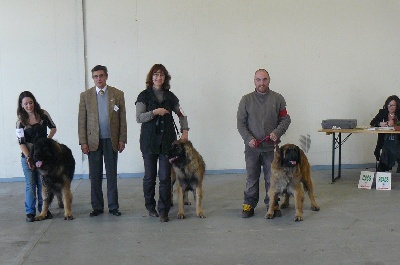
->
[168, 139, 206, 219]
[265, 144, 320, 221]
[29, 138, 75, 221]
[171, 169, 190, 206]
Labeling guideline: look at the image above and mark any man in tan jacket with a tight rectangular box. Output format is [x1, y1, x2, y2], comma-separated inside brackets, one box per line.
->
[78, 65, 127, 217]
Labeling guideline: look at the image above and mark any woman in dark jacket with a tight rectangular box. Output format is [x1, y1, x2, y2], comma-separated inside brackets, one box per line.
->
[370, 95, 400, 172]
[135, 64, 189, 222]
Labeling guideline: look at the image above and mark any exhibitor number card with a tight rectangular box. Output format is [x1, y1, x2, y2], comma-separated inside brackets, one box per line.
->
[376, 172, 391, 190]
[358, 171, 374, 189]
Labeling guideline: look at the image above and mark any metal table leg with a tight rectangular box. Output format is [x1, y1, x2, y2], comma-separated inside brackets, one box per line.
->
[331, 132, 351, 183]
[331, 132, 335, 183]
[338, 132, 342, 179]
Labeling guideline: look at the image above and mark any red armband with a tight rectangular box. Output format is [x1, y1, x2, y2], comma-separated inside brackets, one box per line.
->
[279, 108, 288, 117]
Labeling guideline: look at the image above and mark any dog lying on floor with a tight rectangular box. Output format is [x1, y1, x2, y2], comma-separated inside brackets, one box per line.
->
[28, 138, 75, 220]
[168, 139, 206, 219]
[265, 144, 320, 221]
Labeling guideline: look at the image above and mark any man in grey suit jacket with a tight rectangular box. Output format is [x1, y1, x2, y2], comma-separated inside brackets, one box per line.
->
[78, 65, 127, 217]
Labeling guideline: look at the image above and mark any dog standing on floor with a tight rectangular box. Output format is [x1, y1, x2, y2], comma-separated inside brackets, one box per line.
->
[171, 169, 191, 206]
[265, 144, 320, 221]
[168, 139, 206, 219]
[29, 138, 75, 220]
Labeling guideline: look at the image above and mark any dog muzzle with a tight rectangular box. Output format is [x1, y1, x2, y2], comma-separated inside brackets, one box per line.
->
[283, 160, 297, 167]
[169, 156, 178, 163]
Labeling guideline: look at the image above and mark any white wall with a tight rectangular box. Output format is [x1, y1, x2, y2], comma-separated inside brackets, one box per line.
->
[0, 0, 85, 179]
[1, 0, 400, 179]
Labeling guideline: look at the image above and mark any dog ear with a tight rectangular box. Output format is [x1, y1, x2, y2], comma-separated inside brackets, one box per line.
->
[183, 141, 193, 161]
[52, 139, 62, 156]
[280, 146, 285, 165]
[295, 146, 301, 164]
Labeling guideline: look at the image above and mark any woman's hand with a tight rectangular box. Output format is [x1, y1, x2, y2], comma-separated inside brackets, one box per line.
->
[379, 121, 388, 127]
[26, 156, 35, 170]
[153, 108, 170, 116]
[181, 130, 188, 141]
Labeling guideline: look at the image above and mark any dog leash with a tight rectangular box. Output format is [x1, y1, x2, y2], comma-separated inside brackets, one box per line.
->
[254, 135, 276, 148]
[172, 118, 181, 137]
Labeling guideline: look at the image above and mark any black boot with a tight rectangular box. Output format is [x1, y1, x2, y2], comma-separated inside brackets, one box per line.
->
[377, 163, 389, 172]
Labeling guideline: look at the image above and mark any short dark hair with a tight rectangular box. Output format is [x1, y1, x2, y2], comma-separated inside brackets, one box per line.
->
[255, 68, 269, 76]
[145, 64, 171, 90]
[91, 65, 108, 75]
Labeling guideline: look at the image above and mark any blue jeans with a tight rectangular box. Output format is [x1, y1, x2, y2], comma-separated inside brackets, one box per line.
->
[21, 156, 42, 215]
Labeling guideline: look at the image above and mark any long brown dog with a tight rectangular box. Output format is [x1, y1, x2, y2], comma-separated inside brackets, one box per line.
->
[168, 139, 206, 219]
[266, 144, 320, 221]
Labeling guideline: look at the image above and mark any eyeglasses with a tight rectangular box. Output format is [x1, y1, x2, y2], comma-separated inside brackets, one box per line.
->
[93, 74, 106, 79]
[153, 73, 165, 78]
[388, 104, 397, 108]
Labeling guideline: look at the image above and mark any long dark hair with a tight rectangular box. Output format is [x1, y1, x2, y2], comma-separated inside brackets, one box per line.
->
[17, 91, 44, 125]
[145, 64, 171, 90]
[383, 95, 400, 110]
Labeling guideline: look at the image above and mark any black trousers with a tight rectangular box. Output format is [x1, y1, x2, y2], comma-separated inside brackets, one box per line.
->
[378, 135, 400, 171]
[88, 138, 119, 211]
[142, 153, 172, 215]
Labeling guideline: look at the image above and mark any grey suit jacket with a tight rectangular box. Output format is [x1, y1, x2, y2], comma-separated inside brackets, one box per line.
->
[78, 86, 127, 152]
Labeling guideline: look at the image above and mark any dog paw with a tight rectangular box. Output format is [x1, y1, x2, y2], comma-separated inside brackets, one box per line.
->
[294, 216, 303, 222]
[64, 215, 74, 220]
[311, 205, 320, 211]
[265, 211, 275, 219]
[34, 215, 46, 221]
[197, 213, 206, 218]
[177, 213, 186, 219]
[184, 201, 191, 205]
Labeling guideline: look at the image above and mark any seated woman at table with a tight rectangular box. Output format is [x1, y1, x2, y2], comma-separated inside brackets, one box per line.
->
[370, 95, 400, 172]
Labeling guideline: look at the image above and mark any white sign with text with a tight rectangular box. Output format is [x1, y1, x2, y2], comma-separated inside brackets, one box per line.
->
[376, 172, 391, 190]
[358, 171, 374, 189]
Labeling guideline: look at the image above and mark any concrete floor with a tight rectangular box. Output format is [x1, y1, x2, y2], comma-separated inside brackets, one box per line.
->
[1, 168, 400, 265]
